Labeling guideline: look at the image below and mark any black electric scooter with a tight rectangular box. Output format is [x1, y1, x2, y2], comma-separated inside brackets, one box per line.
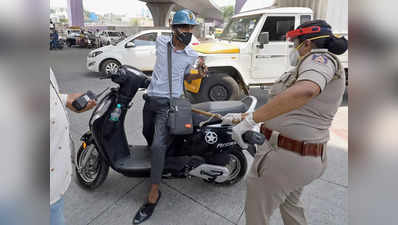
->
[75, 65, 264, 189]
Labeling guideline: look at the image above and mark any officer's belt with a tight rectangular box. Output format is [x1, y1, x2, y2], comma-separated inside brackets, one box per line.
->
[260, 124, 325, 157]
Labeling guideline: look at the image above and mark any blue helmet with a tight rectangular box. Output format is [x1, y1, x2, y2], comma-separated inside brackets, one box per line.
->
[172, 9, 198, 26]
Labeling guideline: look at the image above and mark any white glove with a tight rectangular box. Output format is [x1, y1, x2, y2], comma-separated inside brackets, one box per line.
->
[221, 113, 242, 125]
[231, 113, 257, 149]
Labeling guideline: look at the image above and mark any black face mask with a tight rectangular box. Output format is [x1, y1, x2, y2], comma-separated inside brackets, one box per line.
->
[174, 30, 192, 46]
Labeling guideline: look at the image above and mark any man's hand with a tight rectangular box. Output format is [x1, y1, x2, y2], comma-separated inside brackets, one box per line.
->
[184, 57, 208, 81]
[66, 93, 96, 113]
[231, 113, 257, 149]
[198, 58, 208, 78]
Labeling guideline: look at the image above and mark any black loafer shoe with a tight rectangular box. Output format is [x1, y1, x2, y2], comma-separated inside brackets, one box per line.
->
[132, 191, 162, 225]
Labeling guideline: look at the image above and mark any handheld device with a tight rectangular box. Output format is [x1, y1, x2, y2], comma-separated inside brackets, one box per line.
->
[72, 87, 109, 111]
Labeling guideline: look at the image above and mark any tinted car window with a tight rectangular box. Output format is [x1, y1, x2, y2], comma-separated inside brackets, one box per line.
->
[261, 16, 295, 41]
[108, 32, 121, 37]
[300, 15, 312, 25]
[132, 32, 158, 46]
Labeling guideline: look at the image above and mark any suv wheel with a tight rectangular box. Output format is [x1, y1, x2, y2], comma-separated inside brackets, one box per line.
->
[190, 73, 243, 103]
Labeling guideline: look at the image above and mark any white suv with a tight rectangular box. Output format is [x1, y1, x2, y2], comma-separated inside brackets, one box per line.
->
[87, 29, 200, 74]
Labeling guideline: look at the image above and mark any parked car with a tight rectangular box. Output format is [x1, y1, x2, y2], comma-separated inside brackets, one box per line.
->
[99, 30, 123, 46]
[87, 29, 200, 74]
[65, 27, 82, 47]
[84, 31, 97, 48]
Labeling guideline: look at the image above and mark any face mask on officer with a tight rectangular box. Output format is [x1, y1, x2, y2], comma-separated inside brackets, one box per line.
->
[289, 41, 305, 67]
[174, 29, 192, 46]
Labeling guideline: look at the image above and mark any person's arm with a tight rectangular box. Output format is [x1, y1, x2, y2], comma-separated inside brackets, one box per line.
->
[245, 80, 321, 123]
[246, 56, 335, 123]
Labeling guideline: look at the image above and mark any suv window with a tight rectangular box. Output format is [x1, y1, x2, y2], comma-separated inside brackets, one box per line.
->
[261, 16, 295, 41]
[132, 32, 158, 46]
[300, 15, 311, 25]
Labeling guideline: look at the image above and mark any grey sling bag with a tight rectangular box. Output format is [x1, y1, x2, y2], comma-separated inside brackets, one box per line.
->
[167, 42, 193, 135]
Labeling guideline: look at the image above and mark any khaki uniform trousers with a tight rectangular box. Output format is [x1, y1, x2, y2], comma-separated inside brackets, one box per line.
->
[245, 138, 327, 225]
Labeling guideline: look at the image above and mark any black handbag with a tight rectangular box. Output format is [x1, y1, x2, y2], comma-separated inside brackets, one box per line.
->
[167, 42, 193, 135]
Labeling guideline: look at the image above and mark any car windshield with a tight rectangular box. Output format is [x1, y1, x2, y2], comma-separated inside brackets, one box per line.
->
[108, 32, 121, 37]
[219, 14, 261, 42]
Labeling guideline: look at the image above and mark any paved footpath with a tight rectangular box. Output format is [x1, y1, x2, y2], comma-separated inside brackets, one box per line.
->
[51, 49, 347, 225]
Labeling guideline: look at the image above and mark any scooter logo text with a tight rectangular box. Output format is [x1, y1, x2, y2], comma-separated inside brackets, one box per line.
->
[216, 142, 236, 149]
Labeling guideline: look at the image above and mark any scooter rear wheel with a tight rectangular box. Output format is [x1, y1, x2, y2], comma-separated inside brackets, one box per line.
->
[75, 143, 109, 190]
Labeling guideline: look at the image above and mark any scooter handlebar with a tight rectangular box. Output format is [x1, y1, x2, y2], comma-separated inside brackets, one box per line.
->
[242, 131, 265, 145]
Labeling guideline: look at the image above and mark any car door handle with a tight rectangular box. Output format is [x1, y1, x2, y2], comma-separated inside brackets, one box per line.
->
[256, 55, 285, 59]
[256, 55, 271, 59]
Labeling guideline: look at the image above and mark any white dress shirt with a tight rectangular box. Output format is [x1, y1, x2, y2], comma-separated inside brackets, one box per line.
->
[50, 68, 72, 205]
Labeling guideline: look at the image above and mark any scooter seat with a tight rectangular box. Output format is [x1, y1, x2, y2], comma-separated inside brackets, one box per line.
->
[192, 100, 248, 126]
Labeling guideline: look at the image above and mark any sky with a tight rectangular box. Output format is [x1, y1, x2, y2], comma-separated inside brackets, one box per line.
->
[50, 0, 238, 17]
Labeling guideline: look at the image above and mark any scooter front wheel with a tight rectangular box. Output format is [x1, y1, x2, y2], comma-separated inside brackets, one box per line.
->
[75, 143, 109, 190]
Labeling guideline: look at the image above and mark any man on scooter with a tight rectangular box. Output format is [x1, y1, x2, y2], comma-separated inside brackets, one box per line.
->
[133, 9, 207, 224]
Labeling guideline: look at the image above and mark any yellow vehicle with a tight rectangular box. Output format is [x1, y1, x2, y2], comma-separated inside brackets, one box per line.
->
[215, 28, 223, 35]
[184, 6, 348, 103]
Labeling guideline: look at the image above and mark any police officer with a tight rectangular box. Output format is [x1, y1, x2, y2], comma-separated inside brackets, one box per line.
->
[132, 9, 206, 225]
[222, 20, 348, 225]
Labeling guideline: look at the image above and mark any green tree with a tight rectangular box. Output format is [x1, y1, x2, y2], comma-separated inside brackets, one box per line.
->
[129, 18, 139, 26]
[222, 5, 234, 22]
[83, 10, 91, 22]
[59, 18, 68, 24]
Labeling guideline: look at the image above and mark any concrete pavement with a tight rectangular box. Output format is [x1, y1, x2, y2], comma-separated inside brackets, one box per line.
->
[50, 48, 347, 225]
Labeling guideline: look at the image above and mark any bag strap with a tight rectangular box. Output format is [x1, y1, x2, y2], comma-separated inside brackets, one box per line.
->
[167, 41, 173, 100]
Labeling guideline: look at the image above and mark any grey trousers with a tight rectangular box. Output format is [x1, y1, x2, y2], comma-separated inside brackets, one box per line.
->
[245, 140, 327, 225]
[142, 96, 174, 185]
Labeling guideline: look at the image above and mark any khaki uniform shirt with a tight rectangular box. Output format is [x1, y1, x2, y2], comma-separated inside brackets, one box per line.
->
[265, 50, 345, 143]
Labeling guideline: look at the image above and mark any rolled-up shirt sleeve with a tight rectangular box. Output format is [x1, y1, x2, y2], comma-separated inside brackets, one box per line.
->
[297, 54, 336, 92]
